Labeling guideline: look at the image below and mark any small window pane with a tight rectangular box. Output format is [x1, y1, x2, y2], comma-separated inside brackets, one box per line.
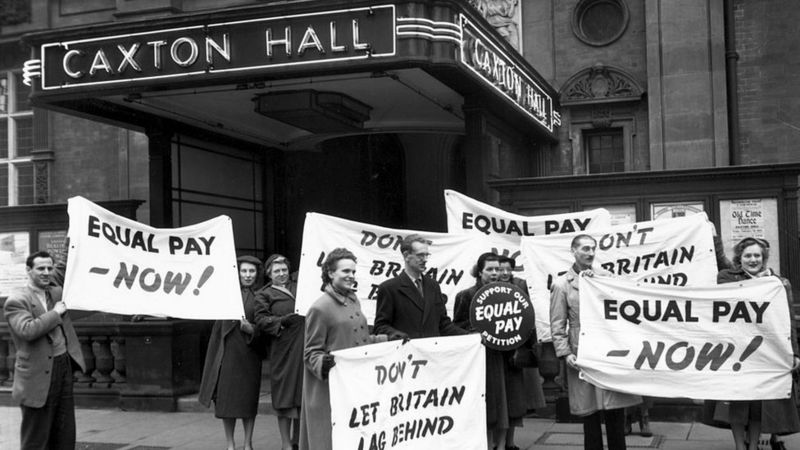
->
[16, 116, 33, 157]
[15, 72, 31, 112]
[586, 128, 624, 174]
[17, 163, 34, 205]
[0, 77, 7, 113]
[0, 165, 7, 205]
[0, 118, 7, 158]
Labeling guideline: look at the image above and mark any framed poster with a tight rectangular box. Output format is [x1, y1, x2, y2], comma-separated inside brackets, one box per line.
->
[38, 230, 68, 263]
[719, 198, 780, 275]
[0, 232, 30, 297]
[650, 202, 705, 221]
[599, 204, 637, 226]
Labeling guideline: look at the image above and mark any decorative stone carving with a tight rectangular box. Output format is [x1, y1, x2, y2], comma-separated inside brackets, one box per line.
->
[34, 161, 49, 204]
[467, 0, 522, 50]
[560, 63, 644, 105]
[591, 108, 613, 129]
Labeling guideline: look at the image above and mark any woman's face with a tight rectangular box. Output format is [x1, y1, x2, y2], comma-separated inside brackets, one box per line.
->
[239, 262, 258, 287]
[329, 258, 357, 291]
[269, 262, 290, 287]
[480, 260, 500, 284]
[498, 261, 513, 282]
[741, 244, 765, 275]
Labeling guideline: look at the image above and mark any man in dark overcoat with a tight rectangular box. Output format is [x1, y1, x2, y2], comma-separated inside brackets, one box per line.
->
[374, 234, 465, 339]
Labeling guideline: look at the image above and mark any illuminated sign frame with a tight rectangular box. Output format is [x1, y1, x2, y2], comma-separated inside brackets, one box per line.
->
[39, 5, 396, 90]
[458, 14, 560, 132]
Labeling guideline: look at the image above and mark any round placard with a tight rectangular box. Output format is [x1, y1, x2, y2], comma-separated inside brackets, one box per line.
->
[469, 282, 535, 350]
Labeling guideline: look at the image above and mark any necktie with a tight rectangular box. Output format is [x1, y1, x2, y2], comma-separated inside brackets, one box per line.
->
[45, 289, 55, 311]
[415, 278, 424, 297]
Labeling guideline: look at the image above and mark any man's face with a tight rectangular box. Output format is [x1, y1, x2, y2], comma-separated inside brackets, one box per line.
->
[571, 238, 596, 269]
[28, 256, 55, 289]
[404, 241, 430, 276]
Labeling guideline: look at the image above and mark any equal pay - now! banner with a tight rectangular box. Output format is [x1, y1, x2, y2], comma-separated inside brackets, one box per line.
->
[63, 196, 244, 319]
[330, 335, 487, 450]
[296, 213, 507, 322]
[521, 213, 717, 341]
[577, 275, 794, 400]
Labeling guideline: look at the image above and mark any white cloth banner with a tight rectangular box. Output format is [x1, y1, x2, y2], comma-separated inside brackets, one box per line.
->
[329, 335, 487, 450]
[63, 196, 244, 319]
[577, 275, 793, 400]
[444, 189, 612, 245]
[521, 213, 717, 341]
[296, 213, 507, 322]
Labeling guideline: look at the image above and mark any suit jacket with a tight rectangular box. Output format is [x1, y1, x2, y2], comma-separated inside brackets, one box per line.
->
[3, 285, 85, 407]
[374, 271, 465, 339]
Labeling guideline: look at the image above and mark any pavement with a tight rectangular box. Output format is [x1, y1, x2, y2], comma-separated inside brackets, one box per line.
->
[4, 402, 800, 450]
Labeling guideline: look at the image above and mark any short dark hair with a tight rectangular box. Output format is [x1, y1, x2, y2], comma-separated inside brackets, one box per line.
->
[26, 251, 54, 268]
[321, 248, 357, 285]
[732, 237, 770, 268]
[498, 255, 516, 269]
[400, 234, 432, 256]
[471, 252, 501, 279]
[571, 234, 597, 249]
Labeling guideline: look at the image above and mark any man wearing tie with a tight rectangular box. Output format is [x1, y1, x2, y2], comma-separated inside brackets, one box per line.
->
[4, 251, 86, 449]
[374, 234, 465, 340]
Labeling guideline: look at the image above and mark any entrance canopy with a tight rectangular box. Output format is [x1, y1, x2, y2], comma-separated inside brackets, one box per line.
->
[22, 1, 560, 149]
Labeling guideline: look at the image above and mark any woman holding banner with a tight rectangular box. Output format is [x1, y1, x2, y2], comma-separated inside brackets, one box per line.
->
[255, 254, 304, 450]
[454, 252, 526, 450]
[199, 255, 265, 450]
[299, 248, 388, 450]
[713, 237, 800, 450]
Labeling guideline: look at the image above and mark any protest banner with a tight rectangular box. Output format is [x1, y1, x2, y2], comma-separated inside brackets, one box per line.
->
[469, 282, 534, 350]
[62, 196, 244, 319]
[577, 275, 794, 400]
[329, 334, 486, 450]
[521, 213, 717, 341]
[295, 213, 510, 322]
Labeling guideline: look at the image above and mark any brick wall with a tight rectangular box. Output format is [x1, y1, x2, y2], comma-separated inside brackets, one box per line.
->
[735, 0, 800, 163]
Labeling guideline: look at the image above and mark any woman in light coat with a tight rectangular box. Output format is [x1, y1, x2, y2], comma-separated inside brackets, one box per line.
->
[298, 248, 388, 450]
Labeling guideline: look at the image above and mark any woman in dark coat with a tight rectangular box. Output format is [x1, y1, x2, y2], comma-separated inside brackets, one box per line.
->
[714, 237, 800, 450]
[198, 255, 265, 450]
[254, 254, 304, 450]
[454, 252, 526, 450]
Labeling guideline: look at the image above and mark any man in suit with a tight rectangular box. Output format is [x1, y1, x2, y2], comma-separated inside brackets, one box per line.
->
[4, 250, 86, 449]
[374, 234, 465, 339]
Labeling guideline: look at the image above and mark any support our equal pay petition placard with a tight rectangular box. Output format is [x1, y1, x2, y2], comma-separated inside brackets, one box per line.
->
[62, 196, 244, 319]
[295, 213, 509, 322]
[577, 275, 794, 400]
[329, 335, 486, 450]
[521, 213, 717, 341]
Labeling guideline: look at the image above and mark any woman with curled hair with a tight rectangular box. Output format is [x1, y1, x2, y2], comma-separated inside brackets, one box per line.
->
[298, 248, 388, 450]
[199, 255, 265, 450]
[714, 237, 800, 450]
[453, 252, 526, 450]
[254, 254, 303, 450]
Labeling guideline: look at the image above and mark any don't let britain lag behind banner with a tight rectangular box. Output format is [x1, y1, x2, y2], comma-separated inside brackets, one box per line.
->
[521, 213, 718, 341]
[329, 334, 487, 450]
[577, 275, 793, 400]
[295, 213, 510, 323]
[63, 196, 244, 319]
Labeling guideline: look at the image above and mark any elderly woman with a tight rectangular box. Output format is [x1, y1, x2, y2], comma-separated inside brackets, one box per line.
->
[254, 254, 304, 450]
[713, 237, 800, 450]
[199, 255, 265, 450]
[298, 248, 388, 450]
[454, 252, 526, 450]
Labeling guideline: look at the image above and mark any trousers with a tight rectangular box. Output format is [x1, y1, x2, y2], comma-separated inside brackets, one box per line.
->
[20, 353, 76, 450]
[583, 408, 626, 450]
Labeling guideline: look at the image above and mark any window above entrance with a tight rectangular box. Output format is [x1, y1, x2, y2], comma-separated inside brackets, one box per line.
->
[0, 70, 35, 206]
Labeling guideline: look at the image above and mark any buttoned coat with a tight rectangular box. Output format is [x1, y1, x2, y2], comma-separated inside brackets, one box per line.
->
[298, 286, 387, 450]
[550, 267, 641, 416]
[3, 285, 85, 408]
[374, 271, 465, 339]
